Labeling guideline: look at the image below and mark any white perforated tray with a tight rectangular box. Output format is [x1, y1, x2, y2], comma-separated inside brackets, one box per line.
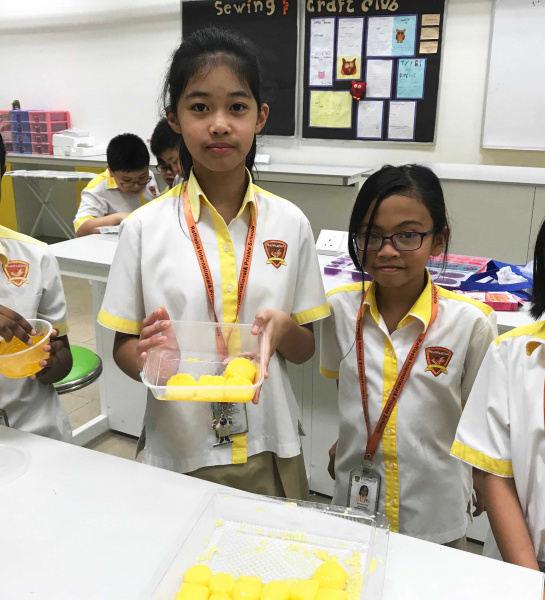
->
[143, 492, 389, 600]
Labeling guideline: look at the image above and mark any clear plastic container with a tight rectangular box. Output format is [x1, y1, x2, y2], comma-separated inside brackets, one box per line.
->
[30, 121, 69, 134]
[0, 319, 52, 378]
[11, 122, 31, 134]
[142, 321, 265, 403]
[144, 492, 390, 600]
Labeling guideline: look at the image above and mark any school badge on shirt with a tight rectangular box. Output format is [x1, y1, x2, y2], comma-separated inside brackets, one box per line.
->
[263, 240, 287, 268]
[424, 347, 453, 377]
[2, 260, 30, 287]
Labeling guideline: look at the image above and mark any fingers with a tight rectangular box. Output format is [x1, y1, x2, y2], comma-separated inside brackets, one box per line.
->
[252, 387, 261, 405]
[0, 308, 35, 344]
[251, 309, 272, 335]
[141, 307, 170, 332]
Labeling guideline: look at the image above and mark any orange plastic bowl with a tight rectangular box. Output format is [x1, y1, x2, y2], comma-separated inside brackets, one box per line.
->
[0, 319, 52, 379]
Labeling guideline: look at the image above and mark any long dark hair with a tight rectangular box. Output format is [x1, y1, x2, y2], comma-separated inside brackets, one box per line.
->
[348, 164, 450, 274]
[531, 219, 545, 319]
[163, 27, 264, 178]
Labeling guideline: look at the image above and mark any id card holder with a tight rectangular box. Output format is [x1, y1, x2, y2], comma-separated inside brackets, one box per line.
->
[212, 402, 249, 437]
[0, 409, 9, 427]
[347, 460, 381, 516]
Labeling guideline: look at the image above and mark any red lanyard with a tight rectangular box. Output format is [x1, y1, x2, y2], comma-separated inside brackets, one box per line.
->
[183, 187, 256, 353]
[356, 283, 439, 462]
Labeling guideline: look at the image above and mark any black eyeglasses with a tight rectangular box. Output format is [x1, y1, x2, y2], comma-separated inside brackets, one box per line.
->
[353, 229, 435, 252]
[158, 164, 175, 174]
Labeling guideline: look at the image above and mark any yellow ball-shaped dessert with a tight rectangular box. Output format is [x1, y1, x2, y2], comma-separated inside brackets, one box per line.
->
[209, 573, 236, 596]
[165, 373, 197, 400]
[261, 580, 290, 600]
[183, 564, 213, 587]
[290, 579, 320, 600]
[224, 375, 255, 402]
[224, 357, 257, 382]
[312, 562, 348, 591]
[175, 582, 209, 600]
[196, 374, 226, 401]
[233, 575, 263, 600]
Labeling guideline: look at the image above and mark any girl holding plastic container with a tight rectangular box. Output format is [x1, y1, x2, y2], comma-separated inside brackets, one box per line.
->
[98, 28, 329, 498]
[320, 165, 497, 547]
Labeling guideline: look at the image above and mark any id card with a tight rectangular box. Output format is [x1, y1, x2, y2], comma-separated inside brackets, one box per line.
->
[347, 460, 381, 516]
[212, 402, 248, 436]
[0, 409, 9, 428]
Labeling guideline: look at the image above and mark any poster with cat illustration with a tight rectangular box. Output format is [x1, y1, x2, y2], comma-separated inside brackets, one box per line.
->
[336, 17, 364, 79]
[303, 0, 446, 143]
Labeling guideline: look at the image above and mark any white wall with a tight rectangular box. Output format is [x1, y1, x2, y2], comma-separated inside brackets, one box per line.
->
[1, 0, 544, 168]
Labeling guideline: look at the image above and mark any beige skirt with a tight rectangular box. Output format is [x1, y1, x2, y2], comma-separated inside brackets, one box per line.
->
[187, 451, 310, 500]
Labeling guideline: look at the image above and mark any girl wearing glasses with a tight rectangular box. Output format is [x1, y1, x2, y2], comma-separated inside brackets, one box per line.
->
[320, 164, 497, 548]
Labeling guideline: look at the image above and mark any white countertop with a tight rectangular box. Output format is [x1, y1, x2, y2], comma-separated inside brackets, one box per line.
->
[7, 153, 369, 187]
[421, 162, 545, 186]
[0, 426, 542, 599]
[51, 237, 535, 331]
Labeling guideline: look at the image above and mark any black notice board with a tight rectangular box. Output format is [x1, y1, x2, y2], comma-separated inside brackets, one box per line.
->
[182, 0, 298, 136]
[302, 0, 446, 143]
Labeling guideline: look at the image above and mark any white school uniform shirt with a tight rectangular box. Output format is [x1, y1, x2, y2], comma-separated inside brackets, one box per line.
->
[320, 275, 497, 541]
[98, 170, 329, 473]
[74, 169, 159, 232]
[452, 321, 545, 562]
[0, 226, 71, 442]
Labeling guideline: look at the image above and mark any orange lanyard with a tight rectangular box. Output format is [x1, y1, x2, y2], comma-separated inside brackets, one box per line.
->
[356, 284, 439, 462]
[183, 187, 256, 347]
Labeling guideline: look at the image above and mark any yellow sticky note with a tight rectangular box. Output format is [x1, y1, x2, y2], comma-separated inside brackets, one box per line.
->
[309, 91, 352, 129]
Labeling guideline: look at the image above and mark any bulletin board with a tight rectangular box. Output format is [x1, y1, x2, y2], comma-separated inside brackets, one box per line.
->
[182, 0, 298, 136]
[302, 0, 446, 143]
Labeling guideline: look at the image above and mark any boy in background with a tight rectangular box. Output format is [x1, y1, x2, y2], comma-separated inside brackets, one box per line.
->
[0, 133, 73, 441]
[150, 118, 183, 189]
[74, 133, 159, 236]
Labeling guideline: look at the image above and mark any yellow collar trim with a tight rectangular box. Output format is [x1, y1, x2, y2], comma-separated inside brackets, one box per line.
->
[187, 168, 256, 223]
[363, 271, 433, 332]
[526, 322, 545, 355]
[106, 170, 118, 189]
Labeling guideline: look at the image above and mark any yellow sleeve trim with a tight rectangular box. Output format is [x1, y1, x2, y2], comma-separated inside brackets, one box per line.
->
[319, 365, 339, 379]
[291, 302, 330, 325]
[97, 308, 142, 335]
[451, 440, 513, 477]
[74, 215, 95, 232]
[53, 321, 69, 337]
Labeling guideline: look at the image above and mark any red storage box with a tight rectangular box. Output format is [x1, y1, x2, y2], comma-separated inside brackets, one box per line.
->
[0, 110, 10, 123]
[29, 121, 69, 134]
[28, 111, 70, 127]
[31, 142, 53, 155]
[29, 132, 50, 144]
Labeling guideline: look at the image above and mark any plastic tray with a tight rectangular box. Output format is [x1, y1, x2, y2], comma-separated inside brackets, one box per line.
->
[142, 321, 265, 402]
[144, 492, 389, 600]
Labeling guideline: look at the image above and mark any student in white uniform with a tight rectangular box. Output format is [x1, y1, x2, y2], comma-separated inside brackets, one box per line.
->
[320, 165, 497, 546]
[74, 133, 159, 237]
[0, 134, 72, 441]
[150, 118, 183, 190]
[98, 28, 329, 498]
[452, 219, 545, 575]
